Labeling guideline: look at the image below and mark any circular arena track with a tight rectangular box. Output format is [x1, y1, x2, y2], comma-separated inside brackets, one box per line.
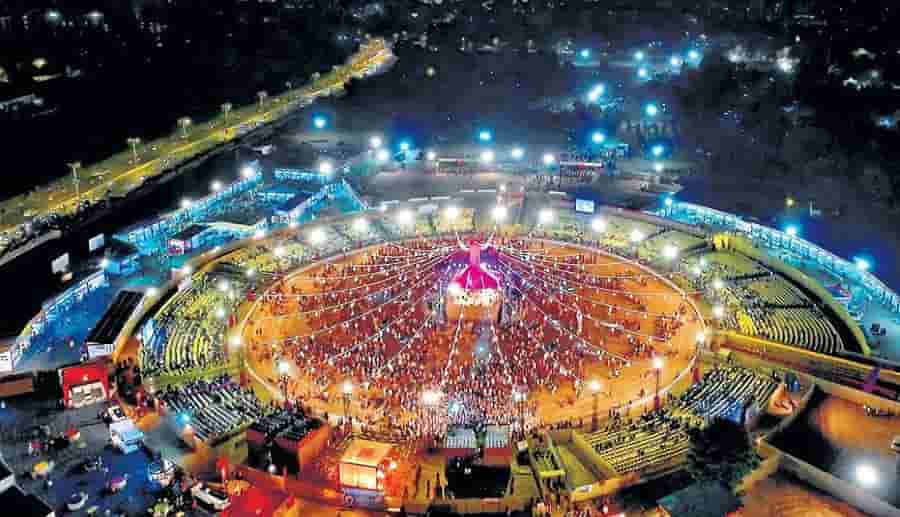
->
[232, 230, 705, 434]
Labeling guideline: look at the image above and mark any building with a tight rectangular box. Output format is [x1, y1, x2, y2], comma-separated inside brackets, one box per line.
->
[339, 439, 392, 491]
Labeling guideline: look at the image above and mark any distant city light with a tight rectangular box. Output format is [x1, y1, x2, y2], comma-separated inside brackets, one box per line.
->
[369, 136, 383, 149]
[645, 104, 659, 117]
[592, 131, 606, 144]
[313, 116, 327, 129]
[785, 225, 798, 237]
[651, 145, 664, 157]
[478, 130, 493, 142]
[542, 153, 555, 166]
[634, 51, 644, 61]
[511, 147, 525, 159]
[480, 149, 495, 164]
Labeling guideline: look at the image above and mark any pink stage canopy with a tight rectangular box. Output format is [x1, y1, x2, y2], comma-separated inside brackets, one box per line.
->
[450, 242, 500, 291]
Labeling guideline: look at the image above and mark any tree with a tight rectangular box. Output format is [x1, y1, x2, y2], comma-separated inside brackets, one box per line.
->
[686, 418, 760, 490]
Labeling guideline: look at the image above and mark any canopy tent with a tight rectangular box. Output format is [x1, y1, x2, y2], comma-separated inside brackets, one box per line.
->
[450, 242, 499, 291]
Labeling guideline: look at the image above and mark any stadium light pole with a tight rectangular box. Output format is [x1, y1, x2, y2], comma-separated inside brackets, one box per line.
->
[653, 357, 664, 411]
[342, 380, 354, 424]
[127, 137, 141, 162]
[590, 379, 602, 432]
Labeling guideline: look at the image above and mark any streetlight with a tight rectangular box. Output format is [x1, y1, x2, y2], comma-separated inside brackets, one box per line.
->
[376, 149, 390, 162]
[480, 149, 495, 164]
[478, 130, 493, 142]
[313, 115, 327, 129]
[211, 181, 222, 192]
[510, 147, 524, 160]
[309, 228, 325, 245]
[591, 217, 607, 232]
[785, 225, 798, 237]
[257, 91, 268, 111]
[67, 161, 82, 207]
[856, 258, 871, 272]
[542, 153, 555, 166]
[589, 380, 602, 431]
[588, 84, 605, 102]
[580, 49, 591, 59]
[369, 136, 383, 149]
[241, 165, 256, 179]
[426, 150, 437, 161]
[353, 217, 369, 233]
[127, 137, 141, 161]
[669, 56, 682, 67]
[688, 50, 700, 61]
[396, 209, 414, 227]
[180, 198, 192, 209]
[318, 160, 333, 176]
[713, 305, 725, 319]
[638, 67, 649, 79]
[634, 51, 644, 61]
[651, 144, 664, 157]
[178, 117, 192, 138]
[652, 357, 664, 411]
[630, 229, 644, 243]
[592, 131, 606, 144]
[445, 205, 460, 220]
[654, 162, 664, 173]
[645, 104, 659, 117]
[399, 141, 411, 152]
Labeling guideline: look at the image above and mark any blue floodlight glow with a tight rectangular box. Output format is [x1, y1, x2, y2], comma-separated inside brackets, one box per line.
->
[855, 258, 871, 271]
[587, 84, 605, 102]
[478, 130, 493, 142]
[651, 144, 664, 157]
[591, 131, 606, 144]
[580, 49, 591, 58]
[645, 104, 659, 117]
[399, 141, 411, 151]
[638, 67, 649, 79]
[634, 51, 645, 61]
[688, 50, 700, 61]
[313, 116, 327, 129]
[670, 56, 682, 67]
[511, 147, 524, 159]
[785, 225, 798, 237]
[664, 197, 674, 207]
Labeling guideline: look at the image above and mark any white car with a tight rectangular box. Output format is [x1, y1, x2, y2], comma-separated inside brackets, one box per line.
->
[191, 483, 230, 511]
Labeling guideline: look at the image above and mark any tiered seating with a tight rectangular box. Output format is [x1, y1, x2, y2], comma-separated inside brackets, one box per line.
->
[583, 365, 777, 476]
[158, 376, 268, 443]
[636, 231, 704, 262]
[140, 273, 246, 376]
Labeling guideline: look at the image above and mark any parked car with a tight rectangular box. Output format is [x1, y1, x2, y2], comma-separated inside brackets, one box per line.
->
[191, 482, 230, 511]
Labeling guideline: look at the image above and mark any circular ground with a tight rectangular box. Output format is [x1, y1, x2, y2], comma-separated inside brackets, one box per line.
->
[238, 235, 704, 433]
